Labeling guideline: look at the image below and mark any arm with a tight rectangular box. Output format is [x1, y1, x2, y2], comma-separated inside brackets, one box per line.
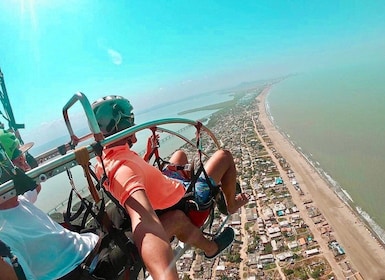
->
[0, 258, 18, 280]
[124, 190, 178, 280]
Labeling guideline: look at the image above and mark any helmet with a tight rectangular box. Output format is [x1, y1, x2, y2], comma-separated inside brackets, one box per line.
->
[92, 95, 135, 136]
[0, 130, 18, 184]
[0, 130, 21, 160]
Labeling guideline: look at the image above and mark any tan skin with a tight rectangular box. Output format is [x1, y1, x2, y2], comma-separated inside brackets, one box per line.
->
[124, 190, 178, 280]
[0, 258, 18, 280]
[107, 135, 179, 280]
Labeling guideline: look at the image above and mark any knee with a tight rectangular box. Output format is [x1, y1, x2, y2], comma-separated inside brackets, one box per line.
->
[163, 209, 188, 224]
[173, 209, 188, 221]
[169, 150, 188, 164]
[216, 149, 234, 161]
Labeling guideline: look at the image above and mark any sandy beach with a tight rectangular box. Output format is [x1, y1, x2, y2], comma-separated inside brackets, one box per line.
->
[257, 86, 385, 279]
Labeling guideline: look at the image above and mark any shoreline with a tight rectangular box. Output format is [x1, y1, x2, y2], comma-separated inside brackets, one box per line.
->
[257, 85, 385, 278]
[264, 91, 385, 247]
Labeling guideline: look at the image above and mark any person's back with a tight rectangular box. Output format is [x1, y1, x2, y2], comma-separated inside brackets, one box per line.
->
[0, 132, 99, 280]
[96, 143, 186, 210]
[0, 196, 98, 280]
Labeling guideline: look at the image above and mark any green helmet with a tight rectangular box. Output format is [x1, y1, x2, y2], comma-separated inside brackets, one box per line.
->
[0, 129, 22, 160]
[92, 95, 135, 136]
[0, 131, 18, 184]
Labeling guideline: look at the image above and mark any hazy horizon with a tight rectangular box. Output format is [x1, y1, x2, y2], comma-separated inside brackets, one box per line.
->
[1, 0, 384, 149]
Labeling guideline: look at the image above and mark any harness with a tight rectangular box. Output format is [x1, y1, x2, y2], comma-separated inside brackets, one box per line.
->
[60, 147, 143, 280]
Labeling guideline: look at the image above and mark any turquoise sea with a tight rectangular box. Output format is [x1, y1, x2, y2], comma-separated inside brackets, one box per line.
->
[267, 61, 385, 242]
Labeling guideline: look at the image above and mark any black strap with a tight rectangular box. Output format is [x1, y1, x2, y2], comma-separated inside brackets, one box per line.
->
[64, 169, 101, 231]
[12, 167, 38, 196]
[0, 240, 27, 280]
[87, 162, 141, 263]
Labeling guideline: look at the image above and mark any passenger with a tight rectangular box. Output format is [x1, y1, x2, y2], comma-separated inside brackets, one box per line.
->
[0, 135, 140, 280]
[0, 130, 40, 200]
[0, 129, 38, 169]
[92, 96, 249, 261]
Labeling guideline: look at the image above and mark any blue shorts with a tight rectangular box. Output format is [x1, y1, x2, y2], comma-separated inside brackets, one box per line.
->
[162, 169, 216, 205]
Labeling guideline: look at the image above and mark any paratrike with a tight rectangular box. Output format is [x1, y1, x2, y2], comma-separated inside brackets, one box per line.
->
[0, 69, 235, 279]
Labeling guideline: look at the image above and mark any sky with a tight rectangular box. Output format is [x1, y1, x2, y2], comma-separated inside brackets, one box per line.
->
[0, 0, 384, 147]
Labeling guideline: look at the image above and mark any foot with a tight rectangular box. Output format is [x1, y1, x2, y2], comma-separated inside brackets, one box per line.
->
[227, 193, 249, 214]
[204, 227, 235, 259]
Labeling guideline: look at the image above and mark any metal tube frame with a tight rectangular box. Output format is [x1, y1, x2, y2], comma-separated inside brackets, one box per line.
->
[0, 92, 221, 202]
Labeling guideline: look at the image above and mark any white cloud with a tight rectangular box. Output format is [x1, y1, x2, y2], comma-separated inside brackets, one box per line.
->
[108, 49, 123, 65]
[181, 79, 192, 85]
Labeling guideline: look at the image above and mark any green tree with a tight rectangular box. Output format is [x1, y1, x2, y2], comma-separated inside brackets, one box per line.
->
[182, 274, 192, 280]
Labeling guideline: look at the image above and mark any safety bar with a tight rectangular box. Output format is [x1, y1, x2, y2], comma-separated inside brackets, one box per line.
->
[62, 92, 104, 144]
[33, 92, 103, 164]
[0, 117, 220, 202]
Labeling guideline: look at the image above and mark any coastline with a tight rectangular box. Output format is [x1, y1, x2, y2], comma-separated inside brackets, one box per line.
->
[265, 94, 385, 247]
[178, 91, 251, 115]
[257, 86, 385, 278]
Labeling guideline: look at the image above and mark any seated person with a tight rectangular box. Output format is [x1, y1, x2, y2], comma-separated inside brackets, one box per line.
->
[0, 128, 38, 169]
[0, 129, 40, 200]
[92, 95, 249, 259]
[0, 135, 165, 279]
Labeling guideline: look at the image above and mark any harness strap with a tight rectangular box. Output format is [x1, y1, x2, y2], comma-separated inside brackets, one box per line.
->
[75, 147, 100, 203]
[150, 127, 163, 169]
[188, 122, 221, 204]
[64, 166, 141, 277]
[64, 168, 101, 231]
[87, 165, 141, 261]
[12, 167, 38, 196]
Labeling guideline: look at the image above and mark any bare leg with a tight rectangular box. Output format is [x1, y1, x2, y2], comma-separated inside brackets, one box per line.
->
[204, 149, 249, 214]
[124, 190, 178, 280]
[160, 210, 219, 257]
[168, 150, 188, 165]
[168, 150, 191, 178]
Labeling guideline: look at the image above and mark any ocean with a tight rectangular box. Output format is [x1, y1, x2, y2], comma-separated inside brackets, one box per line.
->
[267, 61, 385, 242]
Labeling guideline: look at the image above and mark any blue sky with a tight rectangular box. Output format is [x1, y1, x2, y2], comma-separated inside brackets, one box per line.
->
[1, 0, 384, 146]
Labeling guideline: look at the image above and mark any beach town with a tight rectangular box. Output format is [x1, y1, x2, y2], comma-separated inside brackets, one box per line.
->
[172, 86, 385, 279]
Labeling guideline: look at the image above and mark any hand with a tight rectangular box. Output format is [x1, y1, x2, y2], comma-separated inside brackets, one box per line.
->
[144, 134, 160, 162]
[146, 134, 159, 152]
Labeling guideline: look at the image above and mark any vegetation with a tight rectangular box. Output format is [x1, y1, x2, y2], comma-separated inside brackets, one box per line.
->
[227, 251, 242, 263]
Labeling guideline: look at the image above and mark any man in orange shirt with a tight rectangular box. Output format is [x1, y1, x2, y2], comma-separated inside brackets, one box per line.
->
[93, 96, 249, 274]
